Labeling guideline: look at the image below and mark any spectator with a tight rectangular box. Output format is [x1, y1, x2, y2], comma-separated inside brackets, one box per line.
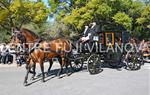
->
[1, 44, 9, 64]
[16, 54, 25, 67]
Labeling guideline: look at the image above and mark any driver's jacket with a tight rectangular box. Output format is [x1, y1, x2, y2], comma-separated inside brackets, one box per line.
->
[82, 25, 99, 39]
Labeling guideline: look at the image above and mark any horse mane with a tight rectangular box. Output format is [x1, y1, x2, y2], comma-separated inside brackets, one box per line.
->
[21, 28, 39, 39]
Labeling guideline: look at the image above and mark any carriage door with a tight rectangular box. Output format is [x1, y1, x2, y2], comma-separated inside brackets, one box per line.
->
[105, 32, 114, 46]
[122, 31, 130, 44]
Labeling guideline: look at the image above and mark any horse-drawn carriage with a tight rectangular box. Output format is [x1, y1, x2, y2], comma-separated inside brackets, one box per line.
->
[69, 30, 143, 74]
[9, 27, 144, 86]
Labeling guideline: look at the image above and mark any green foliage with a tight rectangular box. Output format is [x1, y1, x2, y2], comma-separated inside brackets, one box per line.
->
[136, 4, 150, 28]
[57, 0, 149, 40]
[0, 0, 149, 43]
[0, 0, 50, 28]
[0, 26, 11, 43]
[10, 1, 49, 25]
[0, 9, 9, 23]
[96, 3, 112, 18]
[128, 1, 143, 17]
[0, 0, 50, 42]
[48, 0, 59, 12]
[22, 21, 73, 40]
[46, 21, 72, 39]
[112, 12, 132, 30]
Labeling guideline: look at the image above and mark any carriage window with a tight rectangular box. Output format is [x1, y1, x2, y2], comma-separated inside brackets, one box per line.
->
[105, 33, 114, 46]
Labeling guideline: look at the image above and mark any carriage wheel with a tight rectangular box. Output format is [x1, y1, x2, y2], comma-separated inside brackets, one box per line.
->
[87, 54, 103, 75]
[126, 53, 142, 70]
[70, 58, 84, 72]
[139, 52, 144, 65]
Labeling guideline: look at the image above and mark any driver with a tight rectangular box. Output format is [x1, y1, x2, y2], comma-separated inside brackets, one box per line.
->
[80, 22, 98, 42]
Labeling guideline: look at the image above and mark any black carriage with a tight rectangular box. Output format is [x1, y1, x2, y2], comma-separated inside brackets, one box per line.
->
[68, 30, 143, 74]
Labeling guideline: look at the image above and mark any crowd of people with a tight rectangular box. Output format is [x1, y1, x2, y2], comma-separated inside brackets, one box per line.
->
[140, 40, 150, 62]
[0, 44, 13, 64]
[0, 44, 25, 66]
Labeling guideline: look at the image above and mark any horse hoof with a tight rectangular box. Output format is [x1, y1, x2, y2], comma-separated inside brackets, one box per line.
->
[57, 76, 60, 79]
[23, 82, 28, 86]
[41, 79, 45, 83]
[66, 73, 70, 76]
[46, 72, 50, 77]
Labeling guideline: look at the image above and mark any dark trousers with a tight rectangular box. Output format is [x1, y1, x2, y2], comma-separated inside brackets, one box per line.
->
[1, 55, 7, 64]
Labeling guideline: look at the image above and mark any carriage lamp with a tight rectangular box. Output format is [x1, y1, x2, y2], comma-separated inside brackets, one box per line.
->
[93, 36, 99, 41]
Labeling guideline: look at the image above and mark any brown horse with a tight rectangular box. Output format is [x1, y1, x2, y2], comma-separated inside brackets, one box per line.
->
[10, 27, 71, 86]
[27, 39, 71, 81]
[10, 27, 40, 49]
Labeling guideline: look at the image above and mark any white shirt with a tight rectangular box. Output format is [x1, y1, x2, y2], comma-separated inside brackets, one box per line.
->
[91, 22, 96, 29]
[84, 26, 89, 35]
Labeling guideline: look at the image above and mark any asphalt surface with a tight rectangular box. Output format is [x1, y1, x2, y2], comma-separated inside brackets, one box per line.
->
[0, 62, 149, 95]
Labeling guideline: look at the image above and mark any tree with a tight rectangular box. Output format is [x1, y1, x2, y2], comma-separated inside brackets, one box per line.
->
[136, 4, 150, 29]
[0, 0, 50, 29]
[0, 0, 50, 42]
[62, 0, 133, 32]
[112, 12, 132, 30]
[49, 0, 149, 40]
[135, 3, 150, 40]
[0, 0, 149, 42]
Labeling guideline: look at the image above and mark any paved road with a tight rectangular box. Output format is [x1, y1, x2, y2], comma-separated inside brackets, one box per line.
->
[0, 62, 149, 95]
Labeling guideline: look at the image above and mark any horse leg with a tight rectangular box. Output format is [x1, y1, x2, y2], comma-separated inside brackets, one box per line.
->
[65, 62, 69, 76]
[30, 63, 36, 80]
[40, 62, 45, 82]
[57, 63, 63, 79]
[27, 58, 36, 80]
[47, 59, 53, 76]
[57, 56, 64, 78]
[24, 64, 30, 86]
[65, 58, 70, 76]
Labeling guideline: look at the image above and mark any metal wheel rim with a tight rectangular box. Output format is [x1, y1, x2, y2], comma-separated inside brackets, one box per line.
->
[87, 54, 102, 74]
